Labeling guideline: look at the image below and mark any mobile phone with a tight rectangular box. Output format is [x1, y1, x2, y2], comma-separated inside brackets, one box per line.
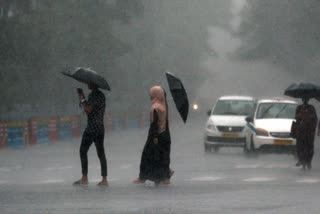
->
[77, 88, 83, 94]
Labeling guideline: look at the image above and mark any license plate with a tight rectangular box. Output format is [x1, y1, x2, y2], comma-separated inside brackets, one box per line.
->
[274, 139, 293, 145]
[222, 132, 239, 138]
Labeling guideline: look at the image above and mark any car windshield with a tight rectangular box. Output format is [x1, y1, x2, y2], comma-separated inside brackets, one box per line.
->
[212, 100, 255, 116]
[256, 103, 297, 119]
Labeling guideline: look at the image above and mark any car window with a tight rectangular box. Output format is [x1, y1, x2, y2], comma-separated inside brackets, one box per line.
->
[256, 103, 297, 119]
[212, 100, 255, 116]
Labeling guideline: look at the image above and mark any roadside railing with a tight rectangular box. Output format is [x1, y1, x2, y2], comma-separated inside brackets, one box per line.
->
[0, 112, 149, 149]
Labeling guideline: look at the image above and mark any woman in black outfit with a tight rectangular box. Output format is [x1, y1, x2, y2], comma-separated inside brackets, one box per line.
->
[134, 86, 173, 185]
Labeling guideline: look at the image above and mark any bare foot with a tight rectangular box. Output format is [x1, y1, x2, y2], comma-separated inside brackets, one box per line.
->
[160, 179, 170, 185]
[133, 178, 145, 184]
[307, 163, 312, 170]
[97, 180, 109, 187]
[73, 177, 88, 186]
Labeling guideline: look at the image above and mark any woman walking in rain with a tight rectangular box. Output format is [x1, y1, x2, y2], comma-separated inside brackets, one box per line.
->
[134, 86, 174, 185]
[294, 98, 318, 170]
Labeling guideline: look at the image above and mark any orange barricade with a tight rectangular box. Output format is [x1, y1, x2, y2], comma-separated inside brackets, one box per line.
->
[0, 122, 7, 149]
[29, 119, 37, 145]
[48, 116, 58, 143]
[104, 112, 112, 134]
[71, 115, 80, 138]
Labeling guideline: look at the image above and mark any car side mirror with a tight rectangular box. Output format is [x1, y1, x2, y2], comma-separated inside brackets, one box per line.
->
[245, 116, 253, 123]
[207, 110, 211, 116]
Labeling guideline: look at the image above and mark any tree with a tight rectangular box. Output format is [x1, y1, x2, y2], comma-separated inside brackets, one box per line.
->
[0, 0, 142, 118]
[236, 0, 320, 77]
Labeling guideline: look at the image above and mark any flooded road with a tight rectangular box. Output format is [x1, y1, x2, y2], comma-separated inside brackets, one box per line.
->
[1, 120, 320, 213]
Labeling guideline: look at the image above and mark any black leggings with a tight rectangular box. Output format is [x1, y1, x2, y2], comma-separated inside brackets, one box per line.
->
[80, 131, 107, 177]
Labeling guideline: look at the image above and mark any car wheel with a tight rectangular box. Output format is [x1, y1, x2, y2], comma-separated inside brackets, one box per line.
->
[211, 146, 219, 153]
[204, 144, 210, 153]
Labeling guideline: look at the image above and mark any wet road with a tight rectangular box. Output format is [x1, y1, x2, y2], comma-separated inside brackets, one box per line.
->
[1, 120, 320, 214]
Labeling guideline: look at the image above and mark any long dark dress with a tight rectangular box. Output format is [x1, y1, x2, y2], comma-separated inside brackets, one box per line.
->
[295, 104, 318, 167]
[139, 110, 171, 183]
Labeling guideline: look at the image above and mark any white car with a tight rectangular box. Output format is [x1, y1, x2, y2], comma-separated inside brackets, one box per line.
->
[204, 96, 256, 153]
[243, 98, 298, 154]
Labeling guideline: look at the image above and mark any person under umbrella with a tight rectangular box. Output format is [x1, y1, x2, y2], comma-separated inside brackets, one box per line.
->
[293, 97, 319, 170]
[285, 82, 320, 170]
[62, 67, 110, 186]
[74, 83, 109, 186]
[134, 86, 174, 185]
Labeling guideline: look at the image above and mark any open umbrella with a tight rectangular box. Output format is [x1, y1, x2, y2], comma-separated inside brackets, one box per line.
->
[284, 82, 320, 99]
[165, 72, 189, 123]
[62, 67, 111, 91]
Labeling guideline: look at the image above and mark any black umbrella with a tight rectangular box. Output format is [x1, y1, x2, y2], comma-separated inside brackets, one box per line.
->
[62, 67, 111, 91]
[165, 72, 189, 123]
[284, 82, 320, 99]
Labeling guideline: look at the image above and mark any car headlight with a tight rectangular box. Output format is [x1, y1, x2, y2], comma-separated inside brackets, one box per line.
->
[193, 103, 199, 111]
[255, 128, 269, 136]
[207, 124, 216, 131]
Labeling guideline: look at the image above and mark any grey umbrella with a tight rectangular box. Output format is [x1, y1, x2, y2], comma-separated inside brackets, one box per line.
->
[62, 67, 111, 91]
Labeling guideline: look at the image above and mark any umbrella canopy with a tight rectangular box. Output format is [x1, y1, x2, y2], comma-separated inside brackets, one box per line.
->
[165, 72, 189, 123]
[62, 67, 111, 91]
[284, 82, 320, 99]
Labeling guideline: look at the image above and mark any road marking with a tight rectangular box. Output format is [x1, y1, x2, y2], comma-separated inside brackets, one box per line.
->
[243, 177, 276, 182]
[44, 166, 73, 171]
[236, 164, 294, 169]
[91, 178, 118, 182]
[0, 168, 11, 172]
[296, 178, 320, 183]
[0, 180, 9, 184]
[189, 176, 222, 182]
[235, 164, 260, 169]
[0, 165, 22, 172]
[263, 164, 292, 169]
[38, 179, 65, 184]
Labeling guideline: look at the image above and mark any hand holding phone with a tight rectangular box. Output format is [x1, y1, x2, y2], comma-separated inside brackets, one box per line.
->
[77, 88, 85, 101]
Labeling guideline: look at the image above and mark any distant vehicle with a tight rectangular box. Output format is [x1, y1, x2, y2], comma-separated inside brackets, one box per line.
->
[243, 98, 298, 154]
[204, 96, 256, 153]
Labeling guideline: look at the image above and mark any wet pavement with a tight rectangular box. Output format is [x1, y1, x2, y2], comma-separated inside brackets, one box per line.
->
[1, 120, 320, 214]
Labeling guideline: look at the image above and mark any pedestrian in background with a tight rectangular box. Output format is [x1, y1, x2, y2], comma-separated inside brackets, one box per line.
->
[293, 98, 319, 170]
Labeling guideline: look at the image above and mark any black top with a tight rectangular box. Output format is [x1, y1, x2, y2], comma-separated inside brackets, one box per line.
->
[86, 89, 105, 134]
[149, 110, 159, 139]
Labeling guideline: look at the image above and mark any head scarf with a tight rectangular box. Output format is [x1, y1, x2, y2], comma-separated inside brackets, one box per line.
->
[150, 86, 167, 133]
